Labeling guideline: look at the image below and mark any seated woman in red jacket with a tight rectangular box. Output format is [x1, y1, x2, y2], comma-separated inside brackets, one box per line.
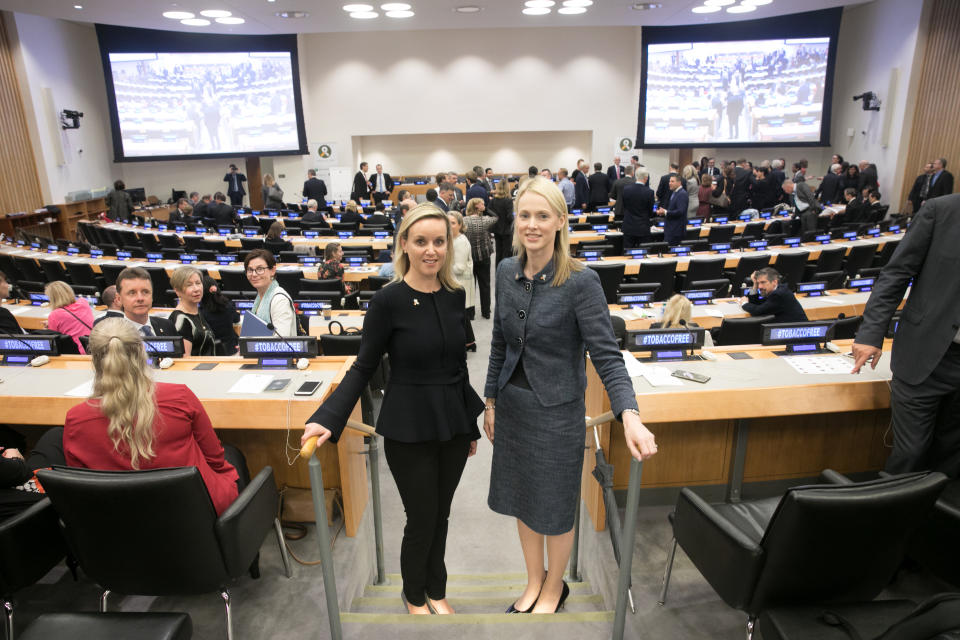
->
[63, 318, 239, 515]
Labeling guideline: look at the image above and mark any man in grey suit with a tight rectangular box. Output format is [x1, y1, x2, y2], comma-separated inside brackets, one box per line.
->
[782, 178, 821, 233]
[852, 193, 960, 477]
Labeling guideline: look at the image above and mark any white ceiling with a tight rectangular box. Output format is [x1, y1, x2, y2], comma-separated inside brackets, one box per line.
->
[0, 0, 871, 35]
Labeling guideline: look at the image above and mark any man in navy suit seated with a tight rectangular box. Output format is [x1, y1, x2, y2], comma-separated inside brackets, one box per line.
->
[739, 267, 808, 323]
[663, 174, 688, 246]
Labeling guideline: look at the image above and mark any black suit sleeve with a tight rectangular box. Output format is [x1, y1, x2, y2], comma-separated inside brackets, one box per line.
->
[0, 308, 22, 334]
[742, 290, 786, 318]
[307, 289, 393, 441]
[855, 201, 934, 348]
[0, 456, 32, 488]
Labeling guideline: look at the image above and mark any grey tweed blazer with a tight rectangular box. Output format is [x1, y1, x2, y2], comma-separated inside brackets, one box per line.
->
[484, 257, 639, 417]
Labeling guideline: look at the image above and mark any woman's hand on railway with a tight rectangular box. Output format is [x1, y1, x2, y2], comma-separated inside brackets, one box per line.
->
[622, 412, 658, 461]
[301, 422, 333, 447]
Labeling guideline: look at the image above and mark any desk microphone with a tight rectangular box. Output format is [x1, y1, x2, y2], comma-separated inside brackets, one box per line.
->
[266, 323, 309, 369]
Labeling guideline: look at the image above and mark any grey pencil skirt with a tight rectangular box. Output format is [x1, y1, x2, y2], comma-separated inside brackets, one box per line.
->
[487, 382, 586, 536]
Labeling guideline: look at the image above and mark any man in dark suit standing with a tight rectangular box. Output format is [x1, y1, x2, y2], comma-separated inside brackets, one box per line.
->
[303, 169, 328, 203]
[739, 267, 808, 323]
[223, 164, 246, 207]
[656, 162, 679, 210]
[815, 163, 844, 205]
[587, 162, 611, 211]
[663, 175, 688, 246]
[351, 162, 370, 202]
[621, 169, 655, 249]
[609, 165, 635, 221]
[574, 160, 590, 211]
[927, 157, 954, 201]
[207, 192, 237, 228]
[434, 184, 454, 213]
[369, 163, 394, 205]
[731, 159, 755, 213]
[702, 157, 720, 180]
[852, 194, 960, 476]
[907, 162, 935, 214]
[606, 157, 624, 183]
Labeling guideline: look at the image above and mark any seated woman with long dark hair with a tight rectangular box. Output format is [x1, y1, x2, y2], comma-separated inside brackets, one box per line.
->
[63, 318, 241, 514]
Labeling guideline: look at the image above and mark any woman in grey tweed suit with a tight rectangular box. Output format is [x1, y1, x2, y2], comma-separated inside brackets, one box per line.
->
[484, 176, 658, 614]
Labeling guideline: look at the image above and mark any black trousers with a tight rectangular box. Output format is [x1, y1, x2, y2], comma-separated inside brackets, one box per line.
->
[473, 255, 492, 317]
[887, 342, 960, 477]
[384, 434, 472, 606]
[623, 234, 651, 250]
[0, 427, 66, 521]
[228, 193, 243, 207]
[494, 234, 513, 266]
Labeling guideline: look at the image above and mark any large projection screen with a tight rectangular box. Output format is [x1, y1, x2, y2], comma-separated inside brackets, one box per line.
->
[96, 25, 308, 162]
[637, 8, 842, 149]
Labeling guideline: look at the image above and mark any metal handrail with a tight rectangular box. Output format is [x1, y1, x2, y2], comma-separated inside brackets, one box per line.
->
[300, 419, 381, 640]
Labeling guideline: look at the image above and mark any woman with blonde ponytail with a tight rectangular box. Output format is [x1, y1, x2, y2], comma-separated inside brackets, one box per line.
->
[63, 318, 240, 514]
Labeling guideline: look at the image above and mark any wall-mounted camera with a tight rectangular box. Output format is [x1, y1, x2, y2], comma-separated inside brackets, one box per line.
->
[852, 92, 881, 111]
[60, 109, 84, 129]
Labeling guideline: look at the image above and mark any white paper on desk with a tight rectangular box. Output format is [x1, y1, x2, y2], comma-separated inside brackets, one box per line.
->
[64, 379, 95, 397]
[7, 307, 30, 315]
[819, 297, 844, 305]
[621, 351, 683, 386]
[782, 355, 853, 375]
[621, 350, 646, 377]
[227, 374, 274, 394]
[704, 308, 725, 318]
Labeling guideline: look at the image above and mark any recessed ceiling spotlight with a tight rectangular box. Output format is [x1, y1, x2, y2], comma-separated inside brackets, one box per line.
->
[73, 4, 83, 9]
[386, 10, 414, 17]
[350, 11, 379, 18]
[704, 0, 735, 5]
[454, 5, 482, 13]
[522, 7, 551, 14]
[558, 6, 586, 14]
[163, 11, 195, 19]
[380, 2, 411, 9]
[691, 4, 721, 12]
[727, 3, 756, 11]
[342, 3, 373, 10]
[181, 18, 211, 25]
[267, 0, 275, 3]
[275, 10, 309, 17]
[216, 16, 245, 23]
[631, 2, 662, 9]
[200, 9, 231, 17]
[525, 0, 555, 7]
[562, 0, 593, 6]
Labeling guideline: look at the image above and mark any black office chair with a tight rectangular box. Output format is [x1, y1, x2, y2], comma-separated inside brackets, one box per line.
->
[659, 470, 949, 640]
[162, 248, 184, 261]
[365, 276, 391, 291]
[616, 282, 659, 297]
[873, 239, 900, 267]
[684, 227, 702, 241]
[146, 267, 176, 307]
[639, 241, 669, 256]
[737, 221, 766, 240]
[677, 257, 725, 291]
[803, 246, 845, 281]
[0, 499, 70, 640]
[37, 466, 291, 640]
[570, 223, 591, 232]
[274, 270, 303, 297]
[578, 242, 615, 257]
[239, 238, 265, 251]
[278, 251, 300, 264]
[39, 260, 70, 284]
[159, 234, 182, 249]
[609, 314, 627, 348]
[298, 291, 342, 310]
[587, 263, 625, 304]
[634, 260, 677, 301]
[707, 224, 737, 243]
[139, 233, 162, 253]
[19, 612, 192, 640]
[332, 222, 357, 232]
[907, 477, 960, 588]
[724, 254, 770, 292]
[831, 314, 863, 340]
[771, 251, 810, 292]
[842, 244, 877, 278]
[713, 314, 775, 346]
[300, 278, 344, 295]
[687, 278, 731, 298]
[182, 236, 205, 252]
[65, 262, 105, 293]
[812, 270, 846, 290]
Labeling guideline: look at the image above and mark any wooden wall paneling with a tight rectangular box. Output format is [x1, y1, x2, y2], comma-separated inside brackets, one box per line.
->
[0, 13, 43, 215]
[900, 0, 960, 210]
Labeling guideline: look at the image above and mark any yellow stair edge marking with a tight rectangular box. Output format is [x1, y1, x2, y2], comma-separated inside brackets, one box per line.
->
[382, 573, 581, 584]
[351, 594, 605, 609]
[341, 611, 615, 625]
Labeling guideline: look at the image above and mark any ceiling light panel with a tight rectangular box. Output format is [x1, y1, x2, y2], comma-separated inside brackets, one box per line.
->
[691, 5, 721, 12]
[380, 2, 411, 9]
[342, 4, 374, 11]
[200, 9, 232, 17]
[522, 7, 551, 15]
[163, 11, 195, 19]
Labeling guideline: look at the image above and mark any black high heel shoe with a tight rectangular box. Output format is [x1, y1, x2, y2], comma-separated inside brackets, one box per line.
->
[553, 581, 570, 613]
[505, 596, 537, 614]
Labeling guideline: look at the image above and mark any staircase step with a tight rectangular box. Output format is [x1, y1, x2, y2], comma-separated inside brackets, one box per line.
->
[341, 611, 614, 625]
[382, 572, 576, 585]
[364, 581, 594, 596]
[351, 593, 605, 614]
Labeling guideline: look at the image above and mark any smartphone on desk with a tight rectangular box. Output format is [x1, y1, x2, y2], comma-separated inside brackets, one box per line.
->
[294, 381, 322, 396]
[672, 369, 710, 384]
